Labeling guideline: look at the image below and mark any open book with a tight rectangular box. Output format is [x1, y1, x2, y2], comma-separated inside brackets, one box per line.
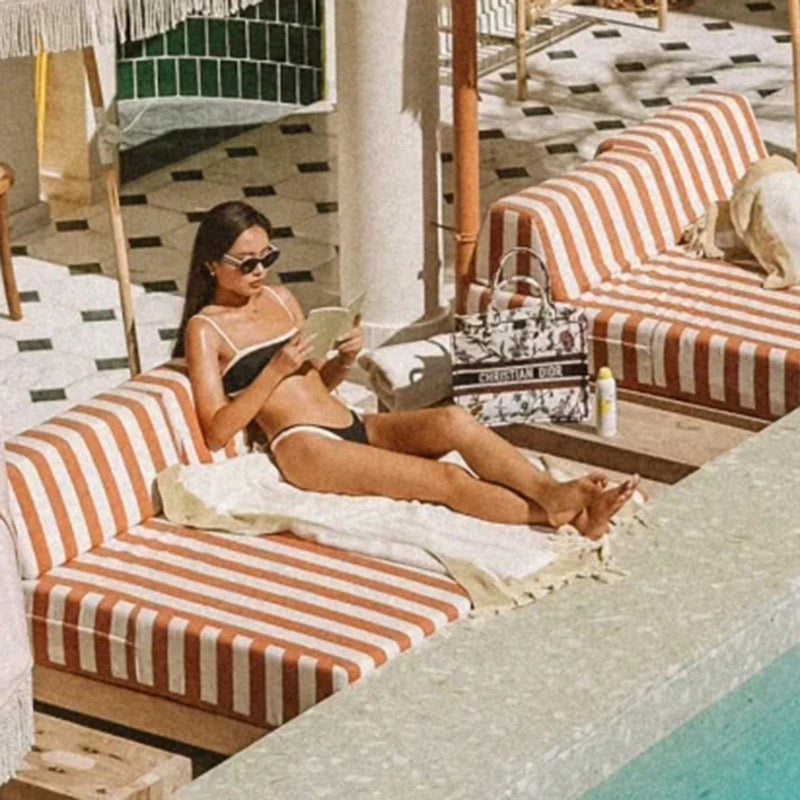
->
[303, 291, 365, 360]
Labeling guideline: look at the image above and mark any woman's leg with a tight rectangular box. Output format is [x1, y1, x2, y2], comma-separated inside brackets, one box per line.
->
[272, 430, 635, 537]
[363, 406, 624, 526]
[272, 431, 549, 525]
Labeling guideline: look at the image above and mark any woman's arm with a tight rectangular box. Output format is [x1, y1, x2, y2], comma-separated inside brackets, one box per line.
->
[185, 316, 309, 450]
[318, 320, 363, 390]
[274, 287, 363, 390]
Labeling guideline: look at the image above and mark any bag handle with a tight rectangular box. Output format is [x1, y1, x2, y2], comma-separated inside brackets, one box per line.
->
[491, 246, 556, 315]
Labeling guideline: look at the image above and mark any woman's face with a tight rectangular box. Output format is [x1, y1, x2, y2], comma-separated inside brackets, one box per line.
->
[211, 224, 273, 297]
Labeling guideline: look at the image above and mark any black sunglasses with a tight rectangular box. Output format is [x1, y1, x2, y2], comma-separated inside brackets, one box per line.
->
[220, 243, 281, 274]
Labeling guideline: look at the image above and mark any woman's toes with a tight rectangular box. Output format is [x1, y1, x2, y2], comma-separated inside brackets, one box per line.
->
[586, 471, 608, 488]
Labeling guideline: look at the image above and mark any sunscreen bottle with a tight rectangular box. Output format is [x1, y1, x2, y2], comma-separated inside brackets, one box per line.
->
[595, 366, 617, 438]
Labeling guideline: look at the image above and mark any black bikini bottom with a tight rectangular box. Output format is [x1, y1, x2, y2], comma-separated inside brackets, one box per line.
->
[269, 411, 369, 449]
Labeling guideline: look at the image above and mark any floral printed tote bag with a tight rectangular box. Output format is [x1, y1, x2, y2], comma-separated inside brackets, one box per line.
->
[452, 247, 590, 426]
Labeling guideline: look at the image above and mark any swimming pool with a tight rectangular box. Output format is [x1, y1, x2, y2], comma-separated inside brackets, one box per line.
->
[579, 644, 800, 800]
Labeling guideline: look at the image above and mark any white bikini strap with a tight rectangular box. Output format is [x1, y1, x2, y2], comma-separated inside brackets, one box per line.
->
[192, 313, 239, 352]
[265, 285, 297, 324]
[270, 425, 342, 449]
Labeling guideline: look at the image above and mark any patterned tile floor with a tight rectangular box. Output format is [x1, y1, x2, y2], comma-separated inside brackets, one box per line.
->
[2, 0, 798, 437]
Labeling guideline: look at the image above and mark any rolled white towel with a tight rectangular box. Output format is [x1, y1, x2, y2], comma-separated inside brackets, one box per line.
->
[357, 333, 453, 411]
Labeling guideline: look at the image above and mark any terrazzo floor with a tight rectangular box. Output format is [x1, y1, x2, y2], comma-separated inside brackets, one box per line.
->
[2, 0, 798, 438]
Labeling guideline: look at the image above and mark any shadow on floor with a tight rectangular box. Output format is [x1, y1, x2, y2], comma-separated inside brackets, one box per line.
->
[120, 124, 262, 183]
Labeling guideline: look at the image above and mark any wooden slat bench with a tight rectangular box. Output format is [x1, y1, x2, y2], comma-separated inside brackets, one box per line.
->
[0, 712, 191, 800]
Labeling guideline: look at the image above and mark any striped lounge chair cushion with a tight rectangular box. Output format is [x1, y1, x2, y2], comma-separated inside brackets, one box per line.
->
[597, 90, 767, 222]
[480, 91, 766, 303]
[125, 360, 247, 465]
[574, 249, 800, 419]
[25, 518, 470, 728]
[7, 361, 246, 579]
[7, 386, 182, 578]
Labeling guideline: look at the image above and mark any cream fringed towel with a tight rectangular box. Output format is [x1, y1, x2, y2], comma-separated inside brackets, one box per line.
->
[0, 438, 33, 783]
[157, 452, 623, 612]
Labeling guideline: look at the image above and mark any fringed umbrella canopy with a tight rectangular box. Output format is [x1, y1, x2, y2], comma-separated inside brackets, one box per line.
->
[0, 0, 262, 59]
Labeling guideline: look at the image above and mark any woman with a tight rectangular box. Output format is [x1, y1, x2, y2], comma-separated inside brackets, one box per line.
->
[174, 201, 639, 540]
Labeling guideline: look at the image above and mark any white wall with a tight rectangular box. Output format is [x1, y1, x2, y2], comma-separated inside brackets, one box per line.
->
[0, 56, 45, 231]
[40, 43, 117, 206]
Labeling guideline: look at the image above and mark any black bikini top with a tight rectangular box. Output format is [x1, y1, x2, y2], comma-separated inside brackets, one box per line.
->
[193, 287, 298, 397]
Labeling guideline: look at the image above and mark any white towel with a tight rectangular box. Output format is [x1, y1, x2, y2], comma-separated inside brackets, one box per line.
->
[357, 334, 453, 411]
[157, 452, 613, 611]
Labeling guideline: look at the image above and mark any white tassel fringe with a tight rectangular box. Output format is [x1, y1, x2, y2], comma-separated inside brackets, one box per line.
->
[0, 0, 264, 59]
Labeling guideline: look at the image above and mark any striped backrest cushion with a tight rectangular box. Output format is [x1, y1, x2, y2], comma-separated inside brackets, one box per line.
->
[465, 282, 543, 314]
[597, 91, 767, 221]
[479, 91, 766, 302]
[483, 144, 688, 300]
[7, 362, 247, 578]
[126, 360, 246, 465]
[7, 385, 182, 578]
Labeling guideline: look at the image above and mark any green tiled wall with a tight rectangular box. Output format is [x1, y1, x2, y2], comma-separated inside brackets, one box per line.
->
[117, 0, 323, 105]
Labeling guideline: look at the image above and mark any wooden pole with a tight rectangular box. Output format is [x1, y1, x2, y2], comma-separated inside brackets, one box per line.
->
[0, 162, 22, 320]
[657, 0, 668, 32]
[0, 164, 21, 321]
[452, 0, 480, 315]
[515, 0, 528, 101]
[81, 47, 141, 376]
[789, 0, 800, 169]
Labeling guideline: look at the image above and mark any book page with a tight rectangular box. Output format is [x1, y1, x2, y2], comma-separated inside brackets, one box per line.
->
[303, 292, 365, 360]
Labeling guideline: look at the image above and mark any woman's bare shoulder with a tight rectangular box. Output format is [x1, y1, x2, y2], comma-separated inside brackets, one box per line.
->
[267, 283, 294, 302]
[185, 308, 224, 344]
[192, 302, 227, 318]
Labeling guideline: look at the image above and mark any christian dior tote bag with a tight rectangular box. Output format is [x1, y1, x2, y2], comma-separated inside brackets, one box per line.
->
[452, 247, 590, 426]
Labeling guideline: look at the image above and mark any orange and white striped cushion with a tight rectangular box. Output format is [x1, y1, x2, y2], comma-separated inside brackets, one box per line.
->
[574, 249, 800, 418]
[126, 361, 247, 464]
[7, 387, 183, 578]
[25, 518, 470, 728]
[597, 90, 767, 221]
[464, 281, 542, 314]
[481, 92, 766, 302]
[484, 144, 690, 301]
[8, 362, 248, 578]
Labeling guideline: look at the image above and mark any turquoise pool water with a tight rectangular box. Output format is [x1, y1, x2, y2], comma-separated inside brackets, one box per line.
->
[579, 644, 800, 800]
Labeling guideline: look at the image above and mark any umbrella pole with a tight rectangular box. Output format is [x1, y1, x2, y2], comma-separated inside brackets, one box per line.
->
[516, 0, 528, 101]
[657, 0, 667, 32]
[81, 47, 141, 377]
[789, 0, 800, 169]
[452, 0, 480, 315]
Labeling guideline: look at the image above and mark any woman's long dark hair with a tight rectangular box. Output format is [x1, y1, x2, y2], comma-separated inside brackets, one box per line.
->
[172, 201, 272, 357]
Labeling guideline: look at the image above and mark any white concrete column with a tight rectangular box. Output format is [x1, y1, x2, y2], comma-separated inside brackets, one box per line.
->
[40, 43, 117, 206]
[336, 0, 449, 349]
[323, 0, 337, 103]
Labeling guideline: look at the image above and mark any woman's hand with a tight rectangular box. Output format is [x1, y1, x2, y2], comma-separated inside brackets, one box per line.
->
[272, 332, 315, 378]
[336, 318, 364, 366]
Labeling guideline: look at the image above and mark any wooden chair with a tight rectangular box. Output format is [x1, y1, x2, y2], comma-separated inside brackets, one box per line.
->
[0, 162, 21, 320]
[515, 0, 668, 100]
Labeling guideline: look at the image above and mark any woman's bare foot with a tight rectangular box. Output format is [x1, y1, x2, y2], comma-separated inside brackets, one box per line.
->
[570, 475, 640, 540]
[543, 471, 608, 528]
